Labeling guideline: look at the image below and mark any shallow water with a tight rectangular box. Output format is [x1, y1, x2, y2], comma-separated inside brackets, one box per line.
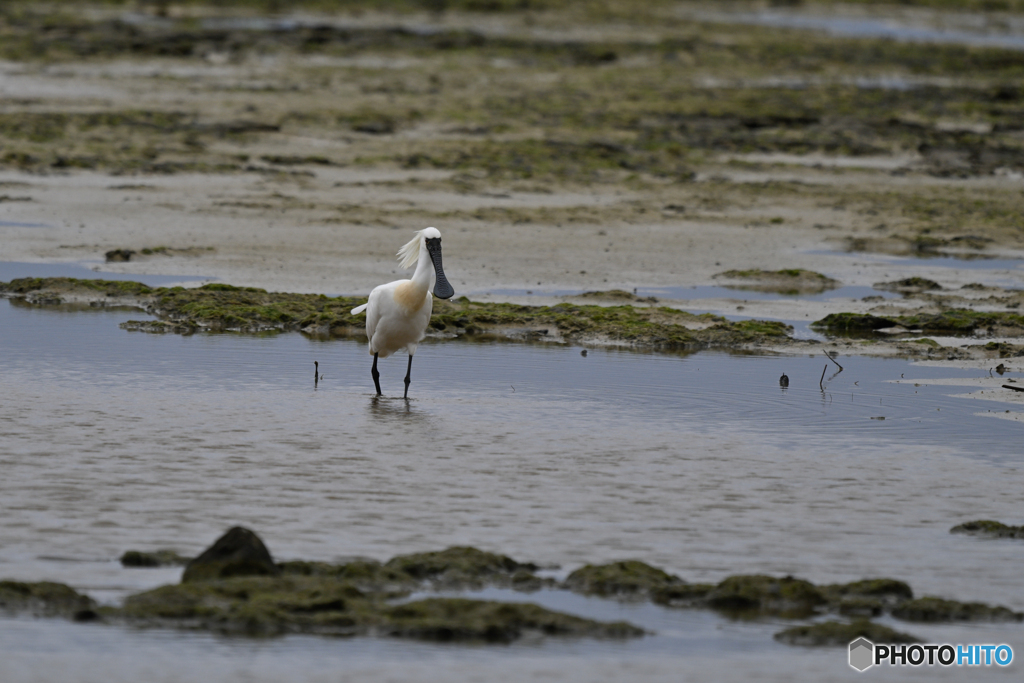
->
[0, 261, 213, 287]
[1, 300, 1023, 682]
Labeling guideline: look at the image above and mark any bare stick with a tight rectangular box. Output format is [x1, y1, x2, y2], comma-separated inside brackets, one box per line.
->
[823, 350, 844, 370]
[819, 364, 827, 390]
[1003, 384, 1024, 393]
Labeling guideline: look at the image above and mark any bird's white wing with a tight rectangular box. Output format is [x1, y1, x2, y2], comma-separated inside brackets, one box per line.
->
[364, 285, 387, 342]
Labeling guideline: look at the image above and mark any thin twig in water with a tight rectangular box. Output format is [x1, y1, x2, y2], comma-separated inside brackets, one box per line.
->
[1003, 384, 1024, 393]
[819, 364, 827, 390]
[823, 350, 844, 371]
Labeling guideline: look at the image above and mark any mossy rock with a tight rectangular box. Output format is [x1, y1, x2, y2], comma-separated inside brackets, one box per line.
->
[950, 520, 1024, 539]
[775, 619, 917, 647]
[278, 559, 417, 590]
[116, 576, 642, 642]
[564, 560, 683, 598]
[823, 578, 913, 602]
[119, 575, 369, 636]
[382, 597, 643, 642]
[181, 527, 281, 584]
[891, 597, 1023, 623]
[874, 277, 942, 293]
[811, 313, 898, 333]
[706, 575, 826, 618]
[0, 580, 96, 620]
[384, 546, 537, 589]
[121, 550, 192, 567]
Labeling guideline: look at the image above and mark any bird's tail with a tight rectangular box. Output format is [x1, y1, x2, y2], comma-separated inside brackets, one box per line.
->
[351, 303, 368, 315]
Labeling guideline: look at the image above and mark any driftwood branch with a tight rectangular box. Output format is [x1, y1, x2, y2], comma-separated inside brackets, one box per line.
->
[1003, 384, 1024, 393]
[819, 364, 827, 390]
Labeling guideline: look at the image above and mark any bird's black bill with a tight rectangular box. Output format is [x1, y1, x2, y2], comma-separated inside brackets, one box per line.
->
[426, 237, 455, 299]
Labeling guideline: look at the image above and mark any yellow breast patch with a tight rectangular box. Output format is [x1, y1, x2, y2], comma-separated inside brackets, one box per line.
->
[394, 281, 428, 313]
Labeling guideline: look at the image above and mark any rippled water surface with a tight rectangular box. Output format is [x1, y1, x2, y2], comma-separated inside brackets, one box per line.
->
[1, 300, 1023, 682]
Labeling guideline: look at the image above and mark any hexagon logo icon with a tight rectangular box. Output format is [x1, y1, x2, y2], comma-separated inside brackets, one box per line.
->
[849, 637, 875, 672]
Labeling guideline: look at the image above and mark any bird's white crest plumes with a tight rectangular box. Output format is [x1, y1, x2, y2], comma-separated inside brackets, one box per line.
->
[396, 229, 427, 270]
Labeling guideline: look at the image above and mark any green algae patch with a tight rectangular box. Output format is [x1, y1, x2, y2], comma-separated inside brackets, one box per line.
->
[0, 277, 153, 299]
[564, 560, 683, 599]
[951, 520, 1024, 539]
[121, 550, 192, 568]
[892, 597, 1023, 623]
[774, 619, 917, 647]
[815, 309, 1024, 337]
[0, 580, 96, 620]
[713, 269, 839, 295]
[382, 597, 643, 642]
[707, 575, 827, 618]
[1, 277, 792, 349]
[899, 310, 1024, 335]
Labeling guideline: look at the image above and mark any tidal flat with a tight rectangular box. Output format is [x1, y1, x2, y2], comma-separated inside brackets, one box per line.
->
[3, 1, 1024, 681]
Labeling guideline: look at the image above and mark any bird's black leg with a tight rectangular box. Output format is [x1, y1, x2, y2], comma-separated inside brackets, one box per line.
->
[404, 354, 413, 399]
[371, 352, 382, 396]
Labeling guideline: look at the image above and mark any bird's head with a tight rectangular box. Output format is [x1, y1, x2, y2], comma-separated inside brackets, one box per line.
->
[397, 227, 454, 300]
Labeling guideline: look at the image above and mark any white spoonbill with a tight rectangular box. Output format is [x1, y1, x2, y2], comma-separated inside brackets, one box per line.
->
[351, 227, 455, 397]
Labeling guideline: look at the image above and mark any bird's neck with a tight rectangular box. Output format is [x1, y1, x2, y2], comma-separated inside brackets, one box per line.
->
[409, 243, 434, 292]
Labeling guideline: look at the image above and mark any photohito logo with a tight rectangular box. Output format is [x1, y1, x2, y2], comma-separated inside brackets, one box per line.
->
[849, 638, 1013, 672]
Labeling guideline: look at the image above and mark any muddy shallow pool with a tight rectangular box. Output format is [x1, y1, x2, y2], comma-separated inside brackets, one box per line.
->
[1, 299, 1022, 682]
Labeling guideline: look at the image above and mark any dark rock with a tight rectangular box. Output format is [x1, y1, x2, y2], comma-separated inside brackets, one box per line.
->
[775, 619, 917, 647]
[181, 527, 280, 584]
[105, 249, 135, 262]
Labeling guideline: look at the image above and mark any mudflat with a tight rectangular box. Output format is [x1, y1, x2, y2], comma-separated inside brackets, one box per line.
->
[2, 0, 1024, 364]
